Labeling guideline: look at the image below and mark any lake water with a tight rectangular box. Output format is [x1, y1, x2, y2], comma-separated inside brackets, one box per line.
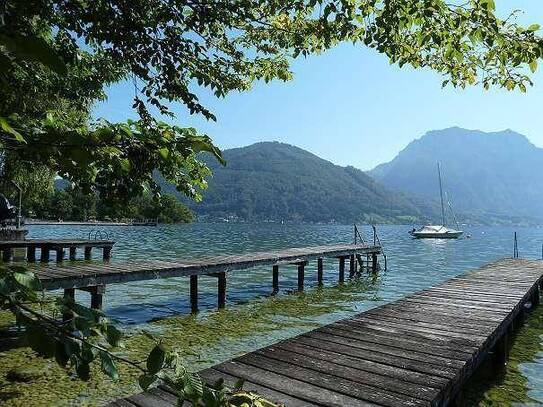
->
[2, 223, 543, 405]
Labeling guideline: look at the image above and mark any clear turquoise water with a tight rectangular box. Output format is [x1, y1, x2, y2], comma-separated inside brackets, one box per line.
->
[26, 223, 543, 404]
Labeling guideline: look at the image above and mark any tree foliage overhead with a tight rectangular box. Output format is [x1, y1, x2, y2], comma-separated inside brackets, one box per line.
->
[1, 0, 542, 202]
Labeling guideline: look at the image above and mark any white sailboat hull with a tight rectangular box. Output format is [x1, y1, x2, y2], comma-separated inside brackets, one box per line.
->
[409, 225, 463, 239]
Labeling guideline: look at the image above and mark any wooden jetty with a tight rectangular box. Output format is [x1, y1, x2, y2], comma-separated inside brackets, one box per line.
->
[0, 239, 115, 262]
[26, 243, 382, 313]
[110, 258, 543, 407]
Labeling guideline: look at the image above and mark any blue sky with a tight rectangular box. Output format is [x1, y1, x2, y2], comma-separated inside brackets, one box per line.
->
[93, 1, 543, 170]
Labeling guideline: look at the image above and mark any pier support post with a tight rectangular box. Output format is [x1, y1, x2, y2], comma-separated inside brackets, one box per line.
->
[349, 254, 355, 278]
[84, 247, 92, 261]
[40, 246, 50, 262]
[190, 275, 198, 313]
[356, 254, 364, 272]
[532, 286, 540, 306]
[297, 262, 305, 292]
[338, 257, 345, 283]
[317, 258, 323, 286]
[27, 247, 36, 262]
[272, 265, 279, 294]
[56, 247, 64, 262]
[493, 332, 508, 367]
[69, 247, 77, 261]
[2, 248, 13, 262]
[217, 272, 226, 309]
[90, 285, 105, 310]
[371, 253, 378, 273]
[103, 246, 112, 262]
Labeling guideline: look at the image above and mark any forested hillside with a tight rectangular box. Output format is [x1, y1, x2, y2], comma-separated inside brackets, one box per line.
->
[160, 142, 435, 223]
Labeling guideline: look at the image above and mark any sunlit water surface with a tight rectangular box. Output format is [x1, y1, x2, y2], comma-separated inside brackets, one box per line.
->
[2, 223, 543, 405]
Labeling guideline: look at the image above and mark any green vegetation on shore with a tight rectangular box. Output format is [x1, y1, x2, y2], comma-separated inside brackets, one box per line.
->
[31, 188, 194, 224]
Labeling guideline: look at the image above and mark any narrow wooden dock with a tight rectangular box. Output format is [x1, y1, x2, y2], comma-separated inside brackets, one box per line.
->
[29, 243, 382, 312]
[111, 258, 543, 407]
[0, 239, 115, 262]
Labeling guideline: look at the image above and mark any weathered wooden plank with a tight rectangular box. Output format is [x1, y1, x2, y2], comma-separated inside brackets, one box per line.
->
[214, 360, 378, 407]
[256, 346, 440, 401]
[320, 324, 474, 363]
[275, 339, 448, 389]
[199, 368, 312, 407]
[236, 352, 427, 407]
[300, 332, 458, 379]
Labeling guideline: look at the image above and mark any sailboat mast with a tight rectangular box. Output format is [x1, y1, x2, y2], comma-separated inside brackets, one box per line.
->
[438, 162, 446, 226]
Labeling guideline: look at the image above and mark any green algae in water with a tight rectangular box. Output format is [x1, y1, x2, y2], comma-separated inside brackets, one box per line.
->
[464, 298, 543, 406]
[0, 276, 381, 406]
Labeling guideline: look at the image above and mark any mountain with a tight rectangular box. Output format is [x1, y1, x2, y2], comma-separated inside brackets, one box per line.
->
[369, 127, 543, 223]
[162, 142, 435, 223]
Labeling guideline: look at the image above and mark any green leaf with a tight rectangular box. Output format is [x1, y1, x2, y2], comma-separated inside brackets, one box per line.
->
[0, 278, 10, 295]
[25, 325, 56, 357]
[75, 358, 91, 381]
[528, 24, 540, 32]
[55, 340, 70, 368]
[105, 325, 123, 347]
[183, 373, 203, 400]
[158, 148, 170, 160]
[147, 344, 166, 374]
[81, 343, 95, 363]
[99, 351, 119, 380]
[529, 60, 538, 73]
[14, 271, 42, 289]
[0, 117, 25, 143]
[138, 373, 157, 390]
[234, 378, 245, 391]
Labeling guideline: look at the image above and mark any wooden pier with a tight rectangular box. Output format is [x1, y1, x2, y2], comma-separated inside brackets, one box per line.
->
[0, 239, 115, 262]
[26, 243, 382, 312]
[110, 258, 543, 407]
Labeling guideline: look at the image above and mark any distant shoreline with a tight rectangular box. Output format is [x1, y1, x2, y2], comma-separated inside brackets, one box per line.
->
[26, 220, 156, 226]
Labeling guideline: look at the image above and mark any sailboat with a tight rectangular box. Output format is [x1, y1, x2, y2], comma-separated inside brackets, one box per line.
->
[409, 163, 463, 239]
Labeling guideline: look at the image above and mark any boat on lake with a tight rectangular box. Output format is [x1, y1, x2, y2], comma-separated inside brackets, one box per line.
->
[409, 163, 463, 239]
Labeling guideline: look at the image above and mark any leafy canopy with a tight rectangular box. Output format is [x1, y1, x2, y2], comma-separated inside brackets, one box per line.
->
[1, 0, 542, 200]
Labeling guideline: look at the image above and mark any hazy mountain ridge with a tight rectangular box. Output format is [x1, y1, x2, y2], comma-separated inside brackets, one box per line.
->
[159, 142, 436, 223]
[369, 127, 543, 223]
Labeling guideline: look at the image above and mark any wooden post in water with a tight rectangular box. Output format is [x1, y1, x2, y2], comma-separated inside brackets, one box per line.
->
[56, 247, 64, 262]
[356, 254, 364, 273]
[90, 285, 105, 310]
[217, 272, 226, 309]
[272, 265, 279, 294]
[493, 332, 508, 367]
[103, 246, 112, 262]
[27, 247, 36, 262]
[371, 253, 378, 273]
[69, 247, 77, 261]
[84, 246, 92, 261]
[532, 286, 540, 306]
[317, 258, 323, 286]
[349, 254, 355, 278]
[297, 262, 305, 291]
[2, 248, 13, 262]
[190, 275, 198, 313]
[338, 257, 345, 283]
[40, 246, 50, 262]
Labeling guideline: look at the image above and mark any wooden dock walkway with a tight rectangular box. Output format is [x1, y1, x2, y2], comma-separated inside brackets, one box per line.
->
[111, 258, 543, 407]
[28, 243, 382, 312]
